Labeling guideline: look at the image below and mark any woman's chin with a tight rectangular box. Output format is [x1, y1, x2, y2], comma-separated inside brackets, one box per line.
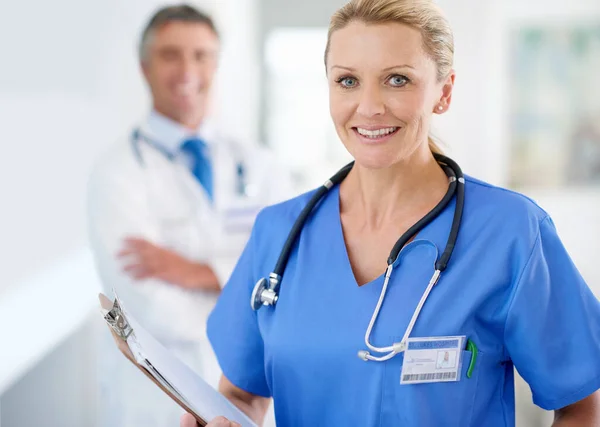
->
[353, 155, 398, 170]
[350, 146, 404, 170]
[348, 141, 425, 171]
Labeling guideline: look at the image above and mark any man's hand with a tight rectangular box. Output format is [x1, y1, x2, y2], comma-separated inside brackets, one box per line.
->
[118, 237, 220, 292]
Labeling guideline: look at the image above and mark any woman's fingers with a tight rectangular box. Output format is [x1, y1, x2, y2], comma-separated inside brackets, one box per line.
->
[180, 414, 241, 427]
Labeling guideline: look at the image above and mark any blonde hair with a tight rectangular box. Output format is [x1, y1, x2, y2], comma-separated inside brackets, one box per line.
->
[325, 0, 454, 154]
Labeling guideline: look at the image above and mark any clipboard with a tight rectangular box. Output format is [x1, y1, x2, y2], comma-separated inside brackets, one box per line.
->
[98, 293, 257, 427]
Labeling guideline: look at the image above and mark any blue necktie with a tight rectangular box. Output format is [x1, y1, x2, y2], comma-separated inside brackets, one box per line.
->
[180, 137, 214, 202]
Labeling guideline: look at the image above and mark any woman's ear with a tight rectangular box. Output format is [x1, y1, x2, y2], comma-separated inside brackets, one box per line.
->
[434, 70, 455, 114]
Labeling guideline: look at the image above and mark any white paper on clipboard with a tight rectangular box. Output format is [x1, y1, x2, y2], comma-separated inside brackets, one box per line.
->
[100, 292, 257, 427]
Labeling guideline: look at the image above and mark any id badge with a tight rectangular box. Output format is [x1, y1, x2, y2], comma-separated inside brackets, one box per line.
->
[400, 336, 465, 385]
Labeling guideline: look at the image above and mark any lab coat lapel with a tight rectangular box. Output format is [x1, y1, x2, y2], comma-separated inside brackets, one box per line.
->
[139, 140, 216, 227]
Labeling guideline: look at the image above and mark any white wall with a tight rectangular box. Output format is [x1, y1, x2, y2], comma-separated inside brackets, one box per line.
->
[212, 0, 261, 143]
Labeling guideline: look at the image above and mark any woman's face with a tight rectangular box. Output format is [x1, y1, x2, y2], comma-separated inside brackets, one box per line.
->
[327, 21, 453, 169]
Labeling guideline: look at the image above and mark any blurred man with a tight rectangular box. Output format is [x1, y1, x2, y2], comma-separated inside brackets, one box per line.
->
[87, 4, 291, 426]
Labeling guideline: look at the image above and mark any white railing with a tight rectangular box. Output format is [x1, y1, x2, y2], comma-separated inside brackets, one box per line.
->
[0, 247, 101, 396]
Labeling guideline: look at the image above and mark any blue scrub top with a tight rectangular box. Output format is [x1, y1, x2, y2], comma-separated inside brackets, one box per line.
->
[207, 176, 600, 427]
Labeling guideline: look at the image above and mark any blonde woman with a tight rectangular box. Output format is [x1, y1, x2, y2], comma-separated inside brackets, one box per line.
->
[182, 0, 600, 425]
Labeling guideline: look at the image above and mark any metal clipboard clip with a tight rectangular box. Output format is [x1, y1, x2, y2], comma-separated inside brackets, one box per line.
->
[99, 294, 184, 398]
[98, 294, 200, 422]
[103, 297, 133, 340]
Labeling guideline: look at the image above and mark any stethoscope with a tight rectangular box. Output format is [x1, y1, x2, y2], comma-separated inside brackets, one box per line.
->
[251, 153, 465, 362]
[130, 128, 250, 197]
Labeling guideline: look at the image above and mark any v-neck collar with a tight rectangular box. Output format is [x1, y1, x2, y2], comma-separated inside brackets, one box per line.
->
[332, 184, 447, 288]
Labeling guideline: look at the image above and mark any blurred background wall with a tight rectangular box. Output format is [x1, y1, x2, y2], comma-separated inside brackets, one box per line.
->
[0, 0, 599, 425]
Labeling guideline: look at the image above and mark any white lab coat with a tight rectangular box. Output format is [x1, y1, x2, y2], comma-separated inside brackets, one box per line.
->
[88, 114, 291, 427]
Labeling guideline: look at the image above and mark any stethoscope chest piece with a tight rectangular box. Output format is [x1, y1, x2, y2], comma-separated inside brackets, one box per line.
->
[251, 276, 279, 310]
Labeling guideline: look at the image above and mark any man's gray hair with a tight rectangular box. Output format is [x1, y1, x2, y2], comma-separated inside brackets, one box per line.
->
[139, 4, 219, 62]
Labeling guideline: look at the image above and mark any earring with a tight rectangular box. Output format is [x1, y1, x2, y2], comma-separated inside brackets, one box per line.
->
[437, 105, 444, 112]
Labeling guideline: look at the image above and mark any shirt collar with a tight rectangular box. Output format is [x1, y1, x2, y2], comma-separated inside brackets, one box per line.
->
[142, 110, 212, 154]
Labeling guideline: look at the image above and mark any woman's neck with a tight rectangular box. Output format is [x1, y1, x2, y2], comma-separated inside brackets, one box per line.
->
[339, 149, 449, 230]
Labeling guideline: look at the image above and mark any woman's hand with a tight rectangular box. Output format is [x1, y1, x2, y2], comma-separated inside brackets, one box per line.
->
[179, 375, 269, 427]
[180, 413, 241, 427]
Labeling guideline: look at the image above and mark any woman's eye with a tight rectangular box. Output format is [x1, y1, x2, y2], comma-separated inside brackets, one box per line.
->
[337, 77, 358, 88]
[388, 75, 409, 87]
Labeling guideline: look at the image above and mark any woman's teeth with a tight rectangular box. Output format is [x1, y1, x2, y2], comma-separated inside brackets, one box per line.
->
[356, 127, 398, 138]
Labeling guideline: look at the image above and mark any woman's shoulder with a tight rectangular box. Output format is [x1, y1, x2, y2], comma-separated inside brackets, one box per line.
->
[462, 175, 554, 245]
[464, 175, 549, 221]
[253, 188, 321, 233]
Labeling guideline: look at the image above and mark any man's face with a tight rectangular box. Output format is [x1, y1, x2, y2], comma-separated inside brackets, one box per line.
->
[142, 21, 219, 126]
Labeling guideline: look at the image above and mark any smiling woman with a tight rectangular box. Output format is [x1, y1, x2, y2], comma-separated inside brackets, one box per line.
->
[326, 20, 451, 169]
[181, 1, 600, 427]
[325, 0, 450, 158]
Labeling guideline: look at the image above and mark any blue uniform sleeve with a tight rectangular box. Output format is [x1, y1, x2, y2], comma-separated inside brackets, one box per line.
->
[505, 216, 600, 410]
[206, 219, 271, 397]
